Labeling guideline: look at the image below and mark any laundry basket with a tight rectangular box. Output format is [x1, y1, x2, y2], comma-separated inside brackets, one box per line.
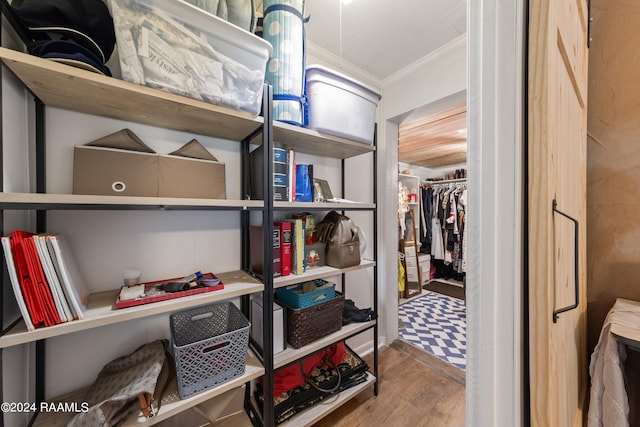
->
[170, 302, 250, 399]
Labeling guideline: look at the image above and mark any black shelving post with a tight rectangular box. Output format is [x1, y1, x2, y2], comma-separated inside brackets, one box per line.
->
[0, 13, 4, 425]
[242, 84, 275, 427]
[372, 124, 379, 396]
[33, 98, 46, 426]
[261, 84, 275, 427]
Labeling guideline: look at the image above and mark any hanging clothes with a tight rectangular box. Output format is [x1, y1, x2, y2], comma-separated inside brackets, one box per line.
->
[422, 180, 467, 281]
[430, 189, 445, 260]
[419, 186, 433, 252]
[398, 253, 405, 293]
[459, 188, 467, 273]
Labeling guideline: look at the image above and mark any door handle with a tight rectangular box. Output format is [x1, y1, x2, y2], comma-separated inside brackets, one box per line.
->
[552, 199, 579, 323]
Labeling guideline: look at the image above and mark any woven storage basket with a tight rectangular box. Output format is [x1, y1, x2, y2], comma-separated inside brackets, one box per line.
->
[280, 293, 345, 349]
[170, 302, 250, 399]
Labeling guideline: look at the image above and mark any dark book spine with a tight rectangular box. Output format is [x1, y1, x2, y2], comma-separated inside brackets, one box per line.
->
[273, 148, 287, 201]
[273, 225, 281, 277]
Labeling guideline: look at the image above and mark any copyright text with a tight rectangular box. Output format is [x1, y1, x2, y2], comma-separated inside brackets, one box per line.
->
[1, 401, 89, 413]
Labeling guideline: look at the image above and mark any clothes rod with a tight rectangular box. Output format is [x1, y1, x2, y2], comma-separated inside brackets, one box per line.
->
[424, 177, 467, 184]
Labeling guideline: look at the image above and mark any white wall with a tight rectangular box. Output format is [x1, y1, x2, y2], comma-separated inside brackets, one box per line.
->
[377, 35, 467, 347]
[310, 35, 467, 349]
[382, 36, 467, 121]
[1, 21, 36, 427]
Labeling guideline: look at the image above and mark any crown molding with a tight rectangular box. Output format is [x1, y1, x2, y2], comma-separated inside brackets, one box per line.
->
[382, 33, 467, 87]
[306, 40, 383, 90]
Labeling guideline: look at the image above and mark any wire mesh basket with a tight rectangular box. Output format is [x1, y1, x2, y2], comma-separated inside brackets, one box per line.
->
[170, 302, 250, 399]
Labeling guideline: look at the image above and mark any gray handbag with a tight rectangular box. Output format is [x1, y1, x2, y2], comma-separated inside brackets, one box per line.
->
[68, 340, 172, 426]
[316, 211, 361, 268]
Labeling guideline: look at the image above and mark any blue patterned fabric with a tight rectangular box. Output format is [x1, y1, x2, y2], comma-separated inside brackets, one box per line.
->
[263, 0, 306, 126]
[399, 291, 466, 370]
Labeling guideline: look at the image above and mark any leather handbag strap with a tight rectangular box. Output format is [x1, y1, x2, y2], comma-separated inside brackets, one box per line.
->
[138, 348, 176, 418]
[299, 350, 342, 394]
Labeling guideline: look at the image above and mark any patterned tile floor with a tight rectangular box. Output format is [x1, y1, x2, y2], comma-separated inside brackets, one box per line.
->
[399, 290, 467, 370]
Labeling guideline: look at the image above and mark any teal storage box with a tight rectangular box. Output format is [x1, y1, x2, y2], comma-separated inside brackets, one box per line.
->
[276, 279, 335, 309]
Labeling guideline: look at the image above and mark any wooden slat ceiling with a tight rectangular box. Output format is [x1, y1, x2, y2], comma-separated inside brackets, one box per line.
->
[398, 103, 467, 169]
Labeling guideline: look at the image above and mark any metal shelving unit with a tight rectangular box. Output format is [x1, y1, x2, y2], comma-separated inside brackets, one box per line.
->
[0, 43, 379, 427]
[245, 114, 379, 426]
[0, 47, 271, 426]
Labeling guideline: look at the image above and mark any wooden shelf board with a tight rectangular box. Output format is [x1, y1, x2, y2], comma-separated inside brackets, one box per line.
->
[33, 350, 263, 427]
[0, 48, 263, 141]
[0, 192, 263, 210]
[273, 201, 375, 211]
[273, 121, 375, 159]
[273, 260, 375, 289]
[609, 299, 640, 350]
[0, 271, 263, 349]
[274, 320, 376, 369]
[278, 372, 376, 427]
[398, 173, 420, 180]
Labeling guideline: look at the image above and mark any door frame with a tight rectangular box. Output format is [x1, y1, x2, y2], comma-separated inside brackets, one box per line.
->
[379, 1, 527, 425]
[467, 0, 527, 425]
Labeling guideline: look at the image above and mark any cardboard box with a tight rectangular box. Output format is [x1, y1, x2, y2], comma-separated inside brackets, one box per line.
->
[251, 296, 285, 354]
[73, 130, 226, 199]
[158, 155, 225, 199]
[73, 145, 158, 197]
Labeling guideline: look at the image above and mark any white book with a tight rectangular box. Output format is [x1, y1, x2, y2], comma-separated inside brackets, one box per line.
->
[1, 237, 35, 331]
[46, 235, 89, 319]
[33, 235, 73, 322]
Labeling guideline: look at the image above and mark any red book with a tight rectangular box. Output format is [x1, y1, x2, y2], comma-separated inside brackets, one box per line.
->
[275, 221, 291, 277]
[11, 230, 61, 328]
[22, 237, 61, 326]
[9, 232, 42, 326]
[273, 223, 282, 278]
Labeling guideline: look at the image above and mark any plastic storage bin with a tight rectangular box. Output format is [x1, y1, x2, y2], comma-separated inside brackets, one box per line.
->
[276, 279, 335, 309]
[108, 0, 272, 115]
[305, 65, 381, 144]
[170, 302, 250, 399]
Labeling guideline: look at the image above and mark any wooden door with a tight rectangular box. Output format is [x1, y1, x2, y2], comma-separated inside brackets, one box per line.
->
[528, 0, 589, 426]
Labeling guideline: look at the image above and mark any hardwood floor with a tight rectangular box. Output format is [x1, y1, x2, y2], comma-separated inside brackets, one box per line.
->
[312, 340, 466, 427]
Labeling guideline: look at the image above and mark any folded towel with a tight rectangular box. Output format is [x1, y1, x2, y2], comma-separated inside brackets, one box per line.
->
[588, 298, 640, 427]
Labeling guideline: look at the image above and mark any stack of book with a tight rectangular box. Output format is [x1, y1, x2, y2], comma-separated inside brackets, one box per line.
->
[1, 231, 88, 331]
[249, 145, 314, 202]
[251, 215, 313, 279]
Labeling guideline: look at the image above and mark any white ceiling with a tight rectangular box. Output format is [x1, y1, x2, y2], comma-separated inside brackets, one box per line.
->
[256, 0, 468, 168]
[256, 0, 467, 81]
[303, 0, 467, 80]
